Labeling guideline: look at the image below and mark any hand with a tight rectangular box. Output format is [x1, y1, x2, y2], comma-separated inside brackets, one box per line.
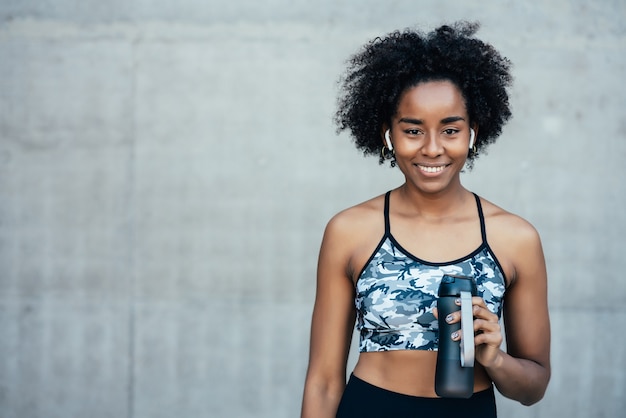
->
[435, 297, 503, 368]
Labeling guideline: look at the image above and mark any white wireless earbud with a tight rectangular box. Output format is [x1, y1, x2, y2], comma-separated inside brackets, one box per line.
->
[384, 129, 393, 151]
[469, 129, 476, 149]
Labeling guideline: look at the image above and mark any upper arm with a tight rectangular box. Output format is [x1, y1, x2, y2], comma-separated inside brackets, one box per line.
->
[502, 222, 551, 374]
[305, 214, 357, 385]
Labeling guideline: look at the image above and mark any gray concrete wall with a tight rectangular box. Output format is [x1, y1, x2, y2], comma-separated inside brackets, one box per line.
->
[0, 1, 624, 417]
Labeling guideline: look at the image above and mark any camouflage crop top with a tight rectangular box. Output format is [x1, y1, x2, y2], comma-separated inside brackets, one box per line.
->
[355, 191, 506, 352]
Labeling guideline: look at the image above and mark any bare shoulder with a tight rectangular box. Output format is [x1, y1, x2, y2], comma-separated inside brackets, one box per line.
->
[478, 197, 541, 244]
[478, 197, 545, 285]
[325, 193, 386, 239]
[321, 193, 387, 279]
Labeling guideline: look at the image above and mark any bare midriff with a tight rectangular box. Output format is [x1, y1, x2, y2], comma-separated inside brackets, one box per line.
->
[352, 350, 493, 397]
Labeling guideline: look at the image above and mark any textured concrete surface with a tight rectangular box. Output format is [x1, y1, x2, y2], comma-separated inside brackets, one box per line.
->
[0, 1, 625, 417]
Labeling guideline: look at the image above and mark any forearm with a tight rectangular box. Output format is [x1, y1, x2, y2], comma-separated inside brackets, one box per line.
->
[301, 379, 345, 418]
[485, 349, 550, 406]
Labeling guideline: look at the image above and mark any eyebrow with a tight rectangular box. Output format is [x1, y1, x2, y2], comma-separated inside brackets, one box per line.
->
[398, 116, 466, 125]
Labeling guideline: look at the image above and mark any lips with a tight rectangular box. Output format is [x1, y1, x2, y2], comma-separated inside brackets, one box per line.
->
[416, 164, 448, 173]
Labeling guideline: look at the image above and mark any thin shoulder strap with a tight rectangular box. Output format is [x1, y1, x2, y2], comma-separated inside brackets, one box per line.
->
[473, 193, 488, 244]
[384, 191, 391, 234]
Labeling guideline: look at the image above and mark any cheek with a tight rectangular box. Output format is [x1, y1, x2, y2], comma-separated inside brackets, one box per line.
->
[393, 139, 420, 154]
[453, 141, 471, 156]
[442, 138, 471, 156]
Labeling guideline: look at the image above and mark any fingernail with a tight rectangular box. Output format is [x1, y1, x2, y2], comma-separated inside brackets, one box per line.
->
[451, 331, 459, 340]
[445, 314, 454, 323]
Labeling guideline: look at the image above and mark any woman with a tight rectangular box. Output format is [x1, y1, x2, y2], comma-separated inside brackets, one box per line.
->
[301, 22, 550, 417]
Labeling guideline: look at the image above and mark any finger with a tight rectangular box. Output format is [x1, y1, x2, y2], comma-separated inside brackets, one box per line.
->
[444, 311, 460, 324]
[472, 296, 489, 309]
[436, 305, 463, 324]
[451, 329, 461, 341]
[456, 296, 487, 308]
[453, 324, 503, 348]
[473, 318, 501, 334]
[472, 304, 499, 321]
[474, 326, 503, 347]
[473, 320, 502, 348]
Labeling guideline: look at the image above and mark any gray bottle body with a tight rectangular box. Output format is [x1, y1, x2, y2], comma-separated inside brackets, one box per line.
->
[435, 275, 478, 398]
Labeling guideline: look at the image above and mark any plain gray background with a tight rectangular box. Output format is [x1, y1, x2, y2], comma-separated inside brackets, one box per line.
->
[1, 1, 625, 417]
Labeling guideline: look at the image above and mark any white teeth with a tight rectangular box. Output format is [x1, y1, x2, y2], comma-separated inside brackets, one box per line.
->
[419, 165, 445, 173]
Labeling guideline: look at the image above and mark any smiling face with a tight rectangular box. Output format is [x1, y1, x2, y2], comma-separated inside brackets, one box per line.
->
[387, 80, 473, 196]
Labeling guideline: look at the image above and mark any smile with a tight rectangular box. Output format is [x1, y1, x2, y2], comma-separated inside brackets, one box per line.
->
[417, 164, 447, 173]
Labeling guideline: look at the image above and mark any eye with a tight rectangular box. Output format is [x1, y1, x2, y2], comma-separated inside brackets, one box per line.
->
[404, 129, 423, 136]
[443, 128, 460, 135]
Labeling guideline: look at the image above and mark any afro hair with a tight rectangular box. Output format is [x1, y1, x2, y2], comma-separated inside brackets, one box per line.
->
[334, 21, 513, 168]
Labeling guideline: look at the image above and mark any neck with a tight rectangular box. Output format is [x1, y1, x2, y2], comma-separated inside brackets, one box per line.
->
[396, 184, 472, 220]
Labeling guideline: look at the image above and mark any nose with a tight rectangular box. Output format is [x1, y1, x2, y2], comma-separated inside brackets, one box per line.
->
[422, 132, 443, 157]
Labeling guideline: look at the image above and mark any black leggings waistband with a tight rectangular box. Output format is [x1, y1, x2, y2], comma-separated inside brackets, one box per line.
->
[335, 374, 497, 418]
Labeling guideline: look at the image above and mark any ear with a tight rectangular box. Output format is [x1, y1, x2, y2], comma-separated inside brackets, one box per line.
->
[381, 125, 393, 151]
[469, 125, 479, 149]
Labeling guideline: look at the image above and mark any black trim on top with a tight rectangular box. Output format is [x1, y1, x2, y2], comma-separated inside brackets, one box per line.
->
[384, 191, 391, 234]
[473, 192, 488, 245]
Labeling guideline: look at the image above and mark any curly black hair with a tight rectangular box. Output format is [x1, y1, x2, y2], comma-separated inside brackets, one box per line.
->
[334, 21, 513, 168]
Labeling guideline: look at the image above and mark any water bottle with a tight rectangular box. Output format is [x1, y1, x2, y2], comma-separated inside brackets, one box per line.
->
[435, 274, 478, 398]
